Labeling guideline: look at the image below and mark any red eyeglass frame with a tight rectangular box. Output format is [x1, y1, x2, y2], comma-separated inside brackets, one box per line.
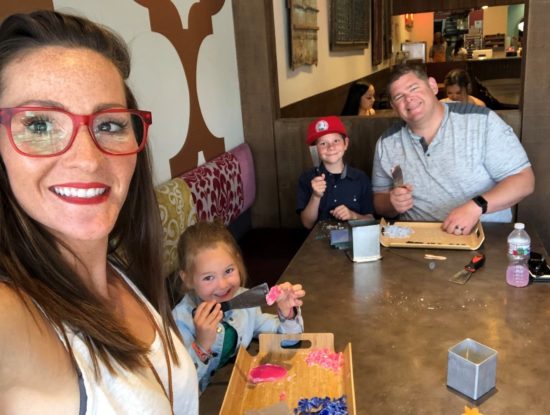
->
[0, 106, 152, 157]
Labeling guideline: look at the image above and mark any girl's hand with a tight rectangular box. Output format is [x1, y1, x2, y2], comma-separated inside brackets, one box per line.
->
[193, 301, 223, 351]
[275, 282, 305, 320]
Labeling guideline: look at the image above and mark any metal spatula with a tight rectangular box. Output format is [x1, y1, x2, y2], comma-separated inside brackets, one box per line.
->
[220, 282, 269, 311]
[450, 254, 486, 284]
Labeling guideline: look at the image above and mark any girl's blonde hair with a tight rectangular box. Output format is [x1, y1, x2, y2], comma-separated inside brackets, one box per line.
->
[176, 220, 248, 287]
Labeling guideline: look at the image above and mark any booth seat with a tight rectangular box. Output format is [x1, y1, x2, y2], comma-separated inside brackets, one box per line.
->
[155, 142, 256, 278]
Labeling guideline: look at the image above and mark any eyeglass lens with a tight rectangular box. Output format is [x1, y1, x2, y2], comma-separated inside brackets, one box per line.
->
[10, 108, 145, 156]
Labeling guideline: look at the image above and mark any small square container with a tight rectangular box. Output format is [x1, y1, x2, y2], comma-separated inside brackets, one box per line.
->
[347, 219, 381, 262]
[447, 338, 497, 400]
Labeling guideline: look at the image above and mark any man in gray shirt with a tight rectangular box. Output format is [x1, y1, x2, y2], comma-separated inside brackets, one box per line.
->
[372, 64, 535, 235]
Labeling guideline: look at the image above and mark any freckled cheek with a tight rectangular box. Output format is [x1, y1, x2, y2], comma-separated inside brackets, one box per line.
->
[115, 158, 138, 199]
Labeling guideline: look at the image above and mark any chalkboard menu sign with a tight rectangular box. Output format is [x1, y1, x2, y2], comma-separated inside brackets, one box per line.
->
[330, 0, 370, 50]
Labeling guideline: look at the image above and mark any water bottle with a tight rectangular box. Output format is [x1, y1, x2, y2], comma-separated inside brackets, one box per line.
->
[506, 223, 531, 287]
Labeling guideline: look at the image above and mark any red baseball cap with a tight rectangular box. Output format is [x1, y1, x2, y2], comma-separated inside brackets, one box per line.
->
[306, 116, 348, 146]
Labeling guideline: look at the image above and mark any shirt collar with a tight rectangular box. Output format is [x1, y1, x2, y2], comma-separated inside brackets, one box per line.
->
[320, 163, 350, 179]
[406, 104, 450, 148]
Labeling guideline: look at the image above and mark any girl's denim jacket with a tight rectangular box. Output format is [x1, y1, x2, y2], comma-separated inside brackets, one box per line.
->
[172, 288, 304, 392]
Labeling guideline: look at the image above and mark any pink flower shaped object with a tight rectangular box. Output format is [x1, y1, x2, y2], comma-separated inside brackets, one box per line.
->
[266, 285, 282, 306]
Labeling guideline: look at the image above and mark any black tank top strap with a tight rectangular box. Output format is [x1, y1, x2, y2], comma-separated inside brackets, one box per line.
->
[76, 365, 88, 415]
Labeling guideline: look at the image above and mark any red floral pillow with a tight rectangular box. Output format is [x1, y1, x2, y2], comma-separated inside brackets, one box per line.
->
[181, 152, 244, 224]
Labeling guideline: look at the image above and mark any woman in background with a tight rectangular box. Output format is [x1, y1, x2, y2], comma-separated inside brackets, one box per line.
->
[440, 68, 486, 107]
[429, 32, 447, 62]
[452, 37, 468, 61]
[341, 81, 376, 116]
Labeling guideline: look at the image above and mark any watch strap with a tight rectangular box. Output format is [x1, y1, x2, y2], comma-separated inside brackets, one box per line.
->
[472, 195, 488, 214]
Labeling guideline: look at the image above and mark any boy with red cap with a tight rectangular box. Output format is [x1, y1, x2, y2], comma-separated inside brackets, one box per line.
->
[296, 116, 374, 229]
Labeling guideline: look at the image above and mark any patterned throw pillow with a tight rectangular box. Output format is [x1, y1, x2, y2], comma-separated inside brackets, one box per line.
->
[182, 151, 244, 224]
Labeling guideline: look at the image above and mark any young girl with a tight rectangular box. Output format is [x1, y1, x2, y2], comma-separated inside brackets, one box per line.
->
[172, 221, 305, 391]
[341, 81, 376, 116]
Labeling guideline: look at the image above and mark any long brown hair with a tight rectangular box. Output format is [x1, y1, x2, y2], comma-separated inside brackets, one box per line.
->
[0, 10, 178, 373]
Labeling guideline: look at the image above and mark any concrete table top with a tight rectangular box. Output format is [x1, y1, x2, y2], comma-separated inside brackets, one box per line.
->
[200, 221, 550, 414]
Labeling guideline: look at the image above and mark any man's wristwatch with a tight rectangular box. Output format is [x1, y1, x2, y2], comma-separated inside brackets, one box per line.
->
[472, 195, 488, 214]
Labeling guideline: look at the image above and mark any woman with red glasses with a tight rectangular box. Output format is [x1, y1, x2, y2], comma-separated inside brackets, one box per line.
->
[0, 10, 198, 415]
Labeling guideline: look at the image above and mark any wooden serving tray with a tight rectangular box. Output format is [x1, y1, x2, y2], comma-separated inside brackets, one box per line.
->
[379, 218, 485, 250]
[220, 333, 356, 415]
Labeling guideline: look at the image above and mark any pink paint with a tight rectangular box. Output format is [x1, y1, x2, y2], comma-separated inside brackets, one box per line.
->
[266, 285, 282, 305]
[305, 348, 344, 373]
[248, 363, 288, 384]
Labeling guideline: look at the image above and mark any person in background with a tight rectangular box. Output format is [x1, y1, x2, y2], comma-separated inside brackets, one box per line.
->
[0, 10, 198, 414]
[297, 116, 374, 229]
[372, 64, 534, 235]
[172, 221, 305, 392]
[341, 81, 376, 116]
[452, 37, 468, 60]
[429, 32, 447, 62]
[440, 68, 486, 107]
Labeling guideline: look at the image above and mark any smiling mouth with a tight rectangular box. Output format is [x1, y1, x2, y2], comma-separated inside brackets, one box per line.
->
[53, 186, 107, 198]
[215, 288, 234, 300]
[407, 102, 422, 113]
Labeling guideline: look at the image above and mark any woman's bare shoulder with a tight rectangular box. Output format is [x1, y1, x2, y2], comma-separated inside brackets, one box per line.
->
[0, 284, 60, 366]
[0, 283, 33, 328]
[0, 284, 43, 354]
[0, 283, 79, 415]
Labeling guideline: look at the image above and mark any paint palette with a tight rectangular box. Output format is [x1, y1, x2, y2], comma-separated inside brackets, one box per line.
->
[220, 333, 356, 414]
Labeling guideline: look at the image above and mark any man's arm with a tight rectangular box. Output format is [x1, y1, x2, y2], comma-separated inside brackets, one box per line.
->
[443, 167, 535, 233]
[482, 167, 535, 211]
[374, 192, 399, 217]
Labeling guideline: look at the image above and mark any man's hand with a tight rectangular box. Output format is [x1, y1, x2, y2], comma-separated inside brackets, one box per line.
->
[442, 200, 482, 235]
[389, 184, 414, 213]
[311, 174, 327, 198]
[193, 301, 223, 352]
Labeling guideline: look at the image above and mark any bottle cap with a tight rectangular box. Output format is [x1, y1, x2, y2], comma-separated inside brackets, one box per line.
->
[514, 222, 525, 230]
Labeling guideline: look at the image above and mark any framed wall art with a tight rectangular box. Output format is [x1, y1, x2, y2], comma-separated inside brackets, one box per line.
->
[330, 0, 370, 51]
[287, 0, 319, 70]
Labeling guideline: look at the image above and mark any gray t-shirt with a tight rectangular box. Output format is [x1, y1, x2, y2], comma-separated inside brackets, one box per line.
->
[372, 103, 531, 222]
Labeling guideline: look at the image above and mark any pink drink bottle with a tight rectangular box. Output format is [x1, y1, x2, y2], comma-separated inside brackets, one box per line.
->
[506, 223, 530, 287]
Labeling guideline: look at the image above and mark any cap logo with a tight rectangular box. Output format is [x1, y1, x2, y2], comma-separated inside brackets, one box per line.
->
[315, 120, 329, 133]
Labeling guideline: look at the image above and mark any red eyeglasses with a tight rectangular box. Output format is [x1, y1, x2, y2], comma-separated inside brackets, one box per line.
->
[0, 106, 152, 157]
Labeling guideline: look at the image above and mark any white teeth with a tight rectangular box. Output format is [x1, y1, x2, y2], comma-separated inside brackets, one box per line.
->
[53, 187, 106, 198]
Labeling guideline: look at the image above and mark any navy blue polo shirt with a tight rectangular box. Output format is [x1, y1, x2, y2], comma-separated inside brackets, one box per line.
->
[296, 163, 374, 221]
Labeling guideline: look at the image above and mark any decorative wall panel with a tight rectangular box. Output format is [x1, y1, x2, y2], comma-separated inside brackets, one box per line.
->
[330, 0, 371, 51]
[288, 0, 319, 69]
